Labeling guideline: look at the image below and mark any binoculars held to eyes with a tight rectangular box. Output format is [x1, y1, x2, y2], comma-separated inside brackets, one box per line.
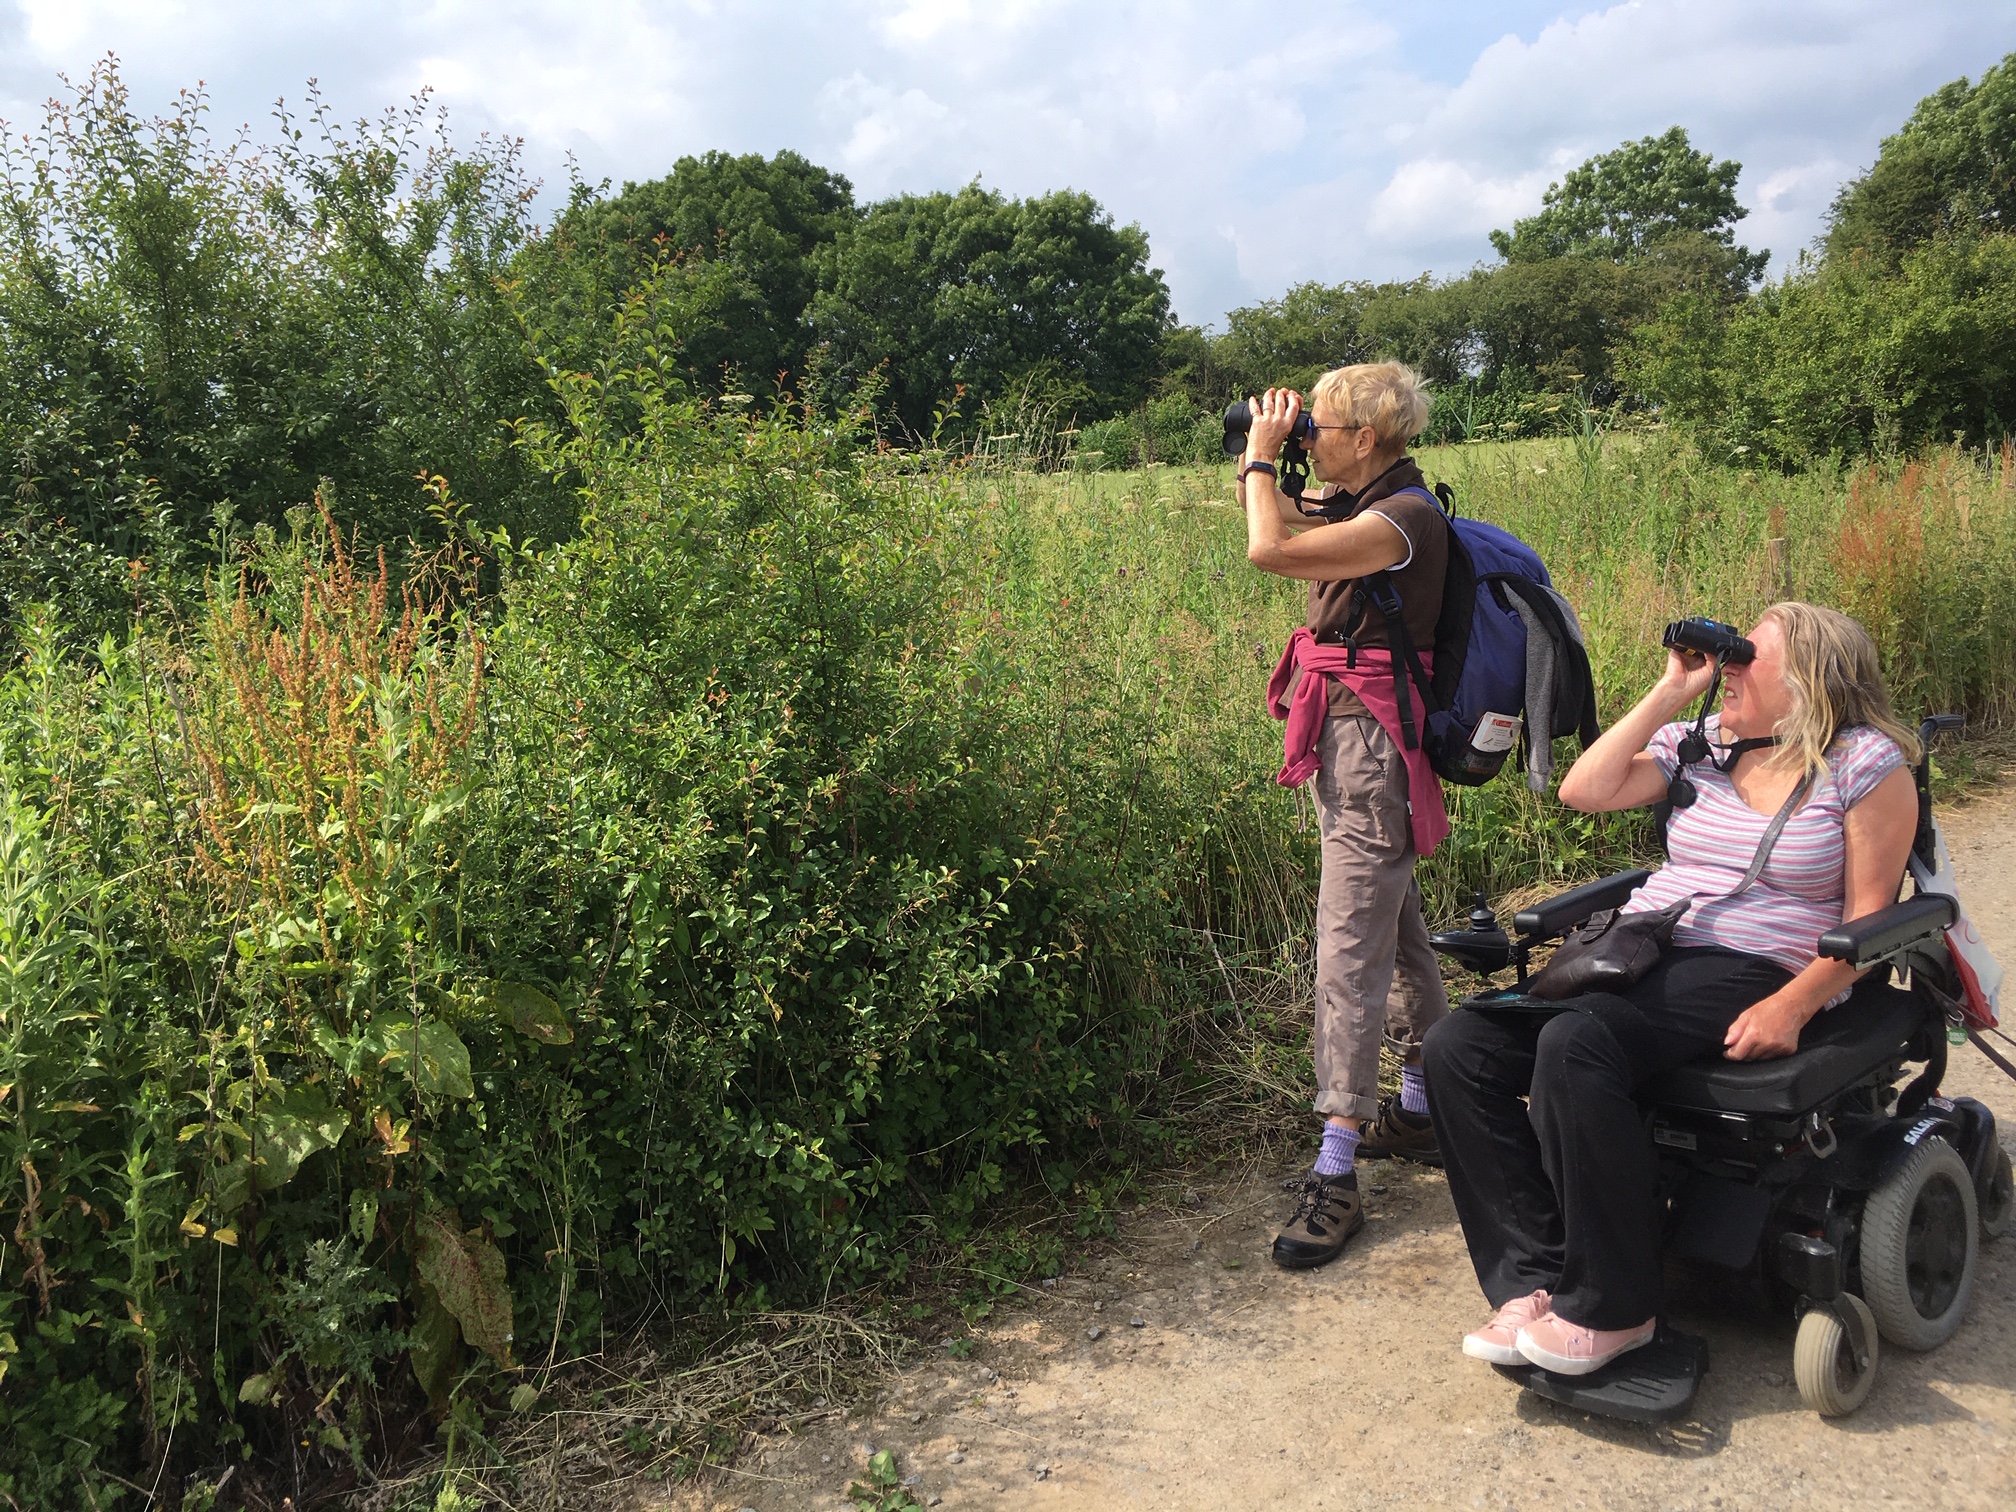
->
[1662, 617, 1756, 665]
[1220, 399, 1316, 458]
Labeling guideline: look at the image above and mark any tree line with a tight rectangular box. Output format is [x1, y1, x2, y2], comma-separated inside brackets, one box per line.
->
[1165, 56, 2016, 463]
[5, 54, 2015, 640]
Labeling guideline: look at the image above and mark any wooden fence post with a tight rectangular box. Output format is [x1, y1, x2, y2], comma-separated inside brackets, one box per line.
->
[1766, 505, 1790, 601]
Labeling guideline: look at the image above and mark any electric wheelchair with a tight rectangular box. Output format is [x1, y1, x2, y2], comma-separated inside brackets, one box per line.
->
[1427, 717, 2015, 1423]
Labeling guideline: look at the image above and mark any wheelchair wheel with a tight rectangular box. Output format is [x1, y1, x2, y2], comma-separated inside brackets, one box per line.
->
[1980, 1144, 2014, 1241]
[1793, 1294, 1879, 1417]
[1860, 1137, 1978, 1350]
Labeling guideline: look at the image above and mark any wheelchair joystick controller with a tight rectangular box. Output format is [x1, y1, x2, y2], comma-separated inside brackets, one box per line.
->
[1430, 891, 1514, 978]
[1468, 891, 1496, 932]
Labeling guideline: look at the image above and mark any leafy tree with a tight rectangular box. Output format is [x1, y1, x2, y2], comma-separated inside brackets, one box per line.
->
[1626, 231, 2016, 462]
[0, 63, 565, 639]
[1202, 249, 1711, 409]
[809, 183, 1171, 435]
[1207, 279, 1388, 395]
[1491, 126, 1766, 288]
[1357, 276, 1477, 386]
[532, 149, 857, 391]
[1827, 52, 2016, 260]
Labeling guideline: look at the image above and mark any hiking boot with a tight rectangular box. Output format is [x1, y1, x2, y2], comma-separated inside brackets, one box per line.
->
[1357, 1096, 1442, 1167]
[1270, 1171, 1363, 1270]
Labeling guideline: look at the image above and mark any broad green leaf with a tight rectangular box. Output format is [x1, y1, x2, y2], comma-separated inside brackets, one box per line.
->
[409, 1284, 460, 1409]
[309, 1016, 355, 1073]
[209, 1163, 251, 1219]
[414, 1208, 516, 1368]
[237, 1371, 274, 1406]
[250, 1084, 348, 1192]
[483, 981, 572, 1045]
[372, 1016, 475, 1099]
[418, 790, 469, 830]
[349, 1187, 379, 1243]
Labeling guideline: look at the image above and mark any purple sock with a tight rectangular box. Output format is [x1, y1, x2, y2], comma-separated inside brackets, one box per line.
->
[1314, 1122, 1360, 1177]
[1400, 1064, 1429, 1116]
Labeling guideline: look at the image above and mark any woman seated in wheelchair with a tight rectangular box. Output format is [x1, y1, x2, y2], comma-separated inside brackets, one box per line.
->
[1423, 601, 1921, 1376]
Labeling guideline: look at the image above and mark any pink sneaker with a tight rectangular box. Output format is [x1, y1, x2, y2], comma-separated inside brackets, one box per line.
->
[1461, 1289, 1553, 1365]
[1515, 1311, 1657, 1376]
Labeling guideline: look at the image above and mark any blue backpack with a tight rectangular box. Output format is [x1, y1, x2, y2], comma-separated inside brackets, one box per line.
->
[1359, 484, 1599, 786]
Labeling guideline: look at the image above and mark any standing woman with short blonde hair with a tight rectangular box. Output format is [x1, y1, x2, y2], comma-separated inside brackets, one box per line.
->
[1241, 361, 1454, 1271]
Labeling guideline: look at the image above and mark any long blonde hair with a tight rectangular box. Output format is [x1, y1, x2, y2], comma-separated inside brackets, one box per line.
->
[1762, 601, 1922, 779]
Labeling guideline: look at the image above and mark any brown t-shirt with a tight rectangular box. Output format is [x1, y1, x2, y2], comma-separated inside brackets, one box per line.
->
[1303, 457, 1448, 712]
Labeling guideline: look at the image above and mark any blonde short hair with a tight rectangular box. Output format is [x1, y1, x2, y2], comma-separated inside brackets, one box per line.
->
[1309, 362, 1432, 449]
[1761, 601, 1922, 780]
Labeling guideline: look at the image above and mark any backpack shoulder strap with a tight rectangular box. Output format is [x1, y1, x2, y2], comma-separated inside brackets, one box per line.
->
[1357, 484, 1451, 750]
[1362, 572, 1434, 750]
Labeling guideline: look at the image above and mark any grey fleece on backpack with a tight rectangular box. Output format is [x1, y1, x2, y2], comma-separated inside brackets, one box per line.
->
[1508, 584, 1589, 792]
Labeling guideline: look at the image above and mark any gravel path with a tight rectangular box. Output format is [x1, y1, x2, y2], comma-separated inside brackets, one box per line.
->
[668, 789, 2016, 1512]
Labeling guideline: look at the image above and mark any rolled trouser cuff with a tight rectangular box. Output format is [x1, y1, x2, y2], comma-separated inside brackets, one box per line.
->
[1315, 1089, 1381, 1122]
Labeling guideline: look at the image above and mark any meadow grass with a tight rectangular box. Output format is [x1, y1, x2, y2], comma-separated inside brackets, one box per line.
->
[969, 433, 2016, 955]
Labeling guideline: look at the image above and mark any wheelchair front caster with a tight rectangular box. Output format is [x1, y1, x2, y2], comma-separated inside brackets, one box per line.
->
[1980, 1144, 2014, 1241]
[1794, 1293, 1879, 1417]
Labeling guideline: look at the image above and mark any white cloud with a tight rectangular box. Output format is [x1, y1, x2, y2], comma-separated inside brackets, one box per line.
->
[819, 74, 956, 179]
[2, 1, 2013, 322]
[1369, 156, 1561, 245]
[1370, 0, 2013, 268]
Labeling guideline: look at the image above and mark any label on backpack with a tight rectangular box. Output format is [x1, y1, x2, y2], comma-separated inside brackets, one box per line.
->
[1470, 712, 1523, 754]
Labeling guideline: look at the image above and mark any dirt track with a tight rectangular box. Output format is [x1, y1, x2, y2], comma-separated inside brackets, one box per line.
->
[671, 790, 2016, 1512]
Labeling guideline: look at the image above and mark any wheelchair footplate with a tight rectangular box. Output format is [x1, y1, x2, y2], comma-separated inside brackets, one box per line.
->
[1492, 1324, 1707, 1424]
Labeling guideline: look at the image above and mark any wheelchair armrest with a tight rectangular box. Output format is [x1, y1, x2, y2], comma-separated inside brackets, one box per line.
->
[1513, 869, 1654, 940]
[1817, 894, 1957, 969]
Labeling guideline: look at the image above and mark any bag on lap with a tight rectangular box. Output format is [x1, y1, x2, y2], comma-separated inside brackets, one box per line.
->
[1359, 484, 1600, 789]
[1526, 898, 1690, 1000]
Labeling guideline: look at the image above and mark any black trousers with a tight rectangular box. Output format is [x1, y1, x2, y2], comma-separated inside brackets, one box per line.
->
[1420, 947, 1793, 1330]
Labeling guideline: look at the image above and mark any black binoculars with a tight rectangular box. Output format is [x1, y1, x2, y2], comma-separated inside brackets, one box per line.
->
[1662, 617, 1756, 665]
[1220, 399, 1316, 458]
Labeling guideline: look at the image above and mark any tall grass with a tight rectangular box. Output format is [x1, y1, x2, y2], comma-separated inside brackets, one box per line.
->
[966, 434, 2016, 955]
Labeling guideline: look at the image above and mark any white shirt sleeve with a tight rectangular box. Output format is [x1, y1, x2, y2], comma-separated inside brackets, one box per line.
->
[1362, 509, 1415, 570]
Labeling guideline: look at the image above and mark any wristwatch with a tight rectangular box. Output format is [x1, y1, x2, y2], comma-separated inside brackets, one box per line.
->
[1238, 461, 1278, 482]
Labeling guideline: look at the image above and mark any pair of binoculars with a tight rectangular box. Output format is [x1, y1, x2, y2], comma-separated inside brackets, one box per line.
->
[1219, 399, 1315, 458]
[1662, 617, 1756, 665]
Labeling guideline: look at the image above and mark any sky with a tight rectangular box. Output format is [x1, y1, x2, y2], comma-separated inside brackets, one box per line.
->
[3, 1, 2012, 326]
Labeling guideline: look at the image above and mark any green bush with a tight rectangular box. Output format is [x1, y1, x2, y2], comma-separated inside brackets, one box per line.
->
[1070, 396, 1218, 470]
[0, 325, 1207, 1502]
[1629, 231, 2016, 463]
[0, 63, 570, 645]
[1419, 370, 1553, 445]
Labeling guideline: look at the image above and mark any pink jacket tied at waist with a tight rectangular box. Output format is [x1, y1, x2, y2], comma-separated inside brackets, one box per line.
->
[1267, 628, 1451, 856]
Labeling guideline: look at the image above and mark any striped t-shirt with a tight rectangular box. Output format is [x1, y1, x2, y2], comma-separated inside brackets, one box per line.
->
[1620, 720, 1907, 989]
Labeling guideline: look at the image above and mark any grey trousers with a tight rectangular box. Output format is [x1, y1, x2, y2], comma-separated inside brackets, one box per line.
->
[1311, 714, 1449, 1121]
